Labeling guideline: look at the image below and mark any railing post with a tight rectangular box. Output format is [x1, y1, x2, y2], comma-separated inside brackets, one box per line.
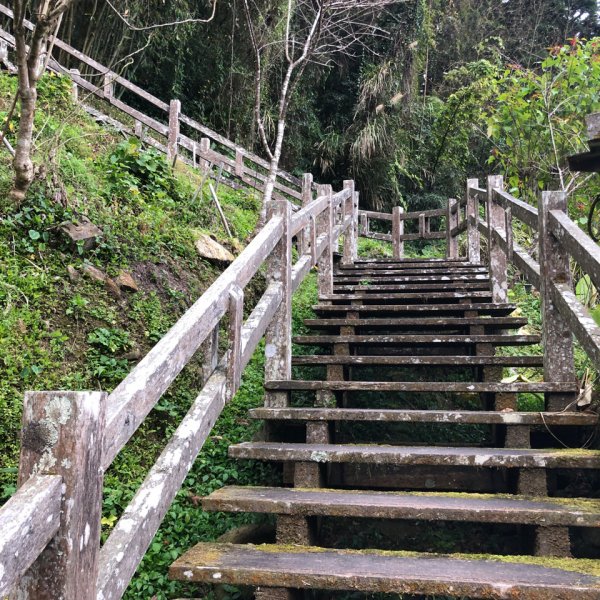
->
[264, 199, 292, 407]
[447, 198, 459, 259]
[467, 178, 480, 263]
[167, 99, 181, 164]
[235, 148, 244, 177]
[199, 137, 211, 173]
[392, 206, 404, 259]
[538, 191, 576, 411]
[299, 173, 313, 256]
[359, 212, 368, 237]
[316, 184, 334, 298]
[487, 175, 508, 303]
[15, 391, 106, 599]
[103, 72, 114, 100]
[342, 180, 356, 265]
[352, 191, 359, 260]
[227, 285, 244, 400]
[69, 68, 79, 102]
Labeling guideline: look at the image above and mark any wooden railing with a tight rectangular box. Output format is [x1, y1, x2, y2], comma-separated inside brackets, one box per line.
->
[358, 206, 450, 258]
[0, 3, 310, 205]
[0, 181, 358, 600]
[467, 176, 600, 411]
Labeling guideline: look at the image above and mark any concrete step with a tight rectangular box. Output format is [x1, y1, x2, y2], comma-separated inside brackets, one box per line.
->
[332, 282, 492, 292]
[169, 542, 600, 599]
[229, 442, 600, 469]
[292, 334, 541, 346]
[312, 302, 518, 316]
[202, 486, 600, 527]
[292, 355, 544, 367]
[303, 317, 529, 330]
[249, 408, 598, 427]
[320, 291, 493, 302]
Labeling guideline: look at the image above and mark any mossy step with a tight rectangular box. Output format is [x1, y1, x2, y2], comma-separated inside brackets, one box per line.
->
[169, 542, 600, 599]
[303, 317, 529, 330]
[320, 291, 493, 301]
[332, 282, 491, 292]
[312, 302, 517, 315]
[265, 380, 576, 394]
[334, 272, 489, 282]
[292, 355, 544, 367]
[229, 442, 600, 469]
[248, 408, 597, 427]
[202, 486, 600, 527]
[292, 334, 540, 346]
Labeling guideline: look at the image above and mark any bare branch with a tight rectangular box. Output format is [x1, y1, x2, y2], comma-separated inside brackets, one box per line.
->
[103, 0, 218, 32]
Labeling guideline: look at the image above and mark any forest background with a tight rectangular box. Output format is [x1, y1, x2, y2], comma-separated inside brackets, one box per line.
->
[59, 0, 600, 216]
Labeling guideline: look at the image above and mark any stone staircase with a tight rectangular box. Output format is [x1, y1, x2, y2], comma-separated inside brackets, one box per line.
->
[170, 258, 600, 599]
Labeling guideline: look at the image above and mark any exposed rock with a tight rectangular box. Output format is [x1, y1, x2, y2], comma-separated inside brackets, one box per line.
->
[195, 232, 235, 263]
[83, 264, 107, 283]
[60, 216, 103, 251]
[104, 277, 122, 299]
[66, 265, 79, 283]
[115, 271, 139, 292]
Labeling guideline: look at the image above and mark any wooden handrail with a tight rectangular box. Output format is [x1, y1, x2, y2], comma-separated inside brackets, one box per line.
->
[5, 174, 354, 598]
[0, 475, 62, 596]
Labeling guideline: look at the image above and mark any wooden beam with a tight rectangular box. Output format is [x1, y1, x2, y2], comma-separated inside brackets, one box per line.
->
[15, 391, 106, 599]
[0, 475, 62, 596]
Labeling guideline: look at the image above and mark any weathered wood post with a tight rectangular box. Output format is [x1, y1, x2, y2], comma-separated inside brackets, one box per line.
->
[235, 149, 244, 178]
[299, 173, 313, 256]
[466, 178, 480, 263]
[316, 184, 334, 298]
[167, 99, 181, 164]
[264, 199, 292, 408]
[487, 175, 508, 303]
[447, 198, 459, 259]
[199, 138, 211, 173]
[226, 285, 244, 401]
[15, 391, 106, 599]
[342, 180, 356, 265]
[359, 212, 368, 237]
[538, 190, 576, 411]
[392, 206, 404, 259]
[103, 72, 114, 100]
[69, 69, 79, 102]
[351, 191, 360, 260]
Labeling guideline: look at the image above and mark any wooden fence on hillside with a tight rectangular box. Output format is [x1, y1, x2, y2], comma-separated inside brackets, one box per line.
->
[0, 3, 309, 205]
[0, 179, 358, 600]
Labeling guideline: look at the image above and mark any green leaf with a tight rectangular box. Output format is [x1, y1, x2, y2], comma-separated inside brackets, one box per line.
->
[28, 229, 41, 240]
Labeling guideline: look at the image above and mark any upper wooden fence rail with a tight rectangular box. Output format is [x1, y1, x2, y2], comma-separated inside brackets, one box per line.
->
[0, 177, 357, 599]
[0, 3, 309, 204]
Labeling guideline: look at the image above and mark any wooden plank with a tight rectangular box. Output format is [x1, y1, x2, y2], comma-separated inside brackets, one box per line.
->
[334, 273, 489, 282]
[0, 475, 62, 596]
[312, 303, 516, 315]
[265, 381, 575, 393]
[551, 281, 600, 367]
[102, 216, 283, 469]
[549, 209, 600, 293]
[359, 209, 393, 221]
[493, 189, 538, 230]
[333, 282, 491, 292]
[170, 543, 600, 598]
[303, 317, 528, 328]
[292, 334, 539, 345]
[15, 392, 106, 600]
[291, 195, 329, 237]
[398, 231, 447, 242]
[291, 355, 544, 367]
[364, 231, 393, 242]
[98, 370, 228, 600]
[229, 442, 600, 469]
[249, 408, 596, 427]
[321, 291, 493, 301]
[203, 486, 600, 526]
